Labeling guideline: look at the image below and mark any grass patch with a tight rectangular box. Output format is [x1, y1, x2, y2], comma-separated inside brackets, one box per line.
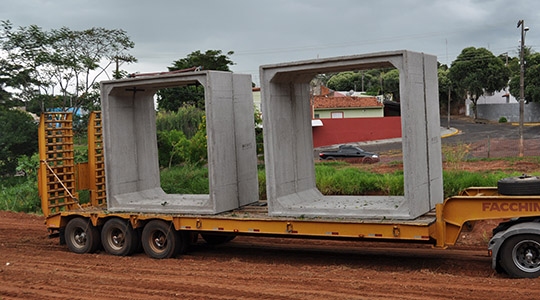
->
[160, 164, 209, 194]
[316, 166, 404, 195]
[0, 177, 40, 212]
[4, 157, 540, 214]
[442, 170, 527, 198]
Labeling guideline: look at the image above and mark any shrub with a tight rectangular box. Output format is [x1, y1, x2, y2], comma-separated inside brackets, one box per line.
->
[498, 116, 508, 123]
[157, 115, 208, 168]
[156, 105, 204, 138]
[0, 110, 38, 175]
[160, 164, 209, 194]
[442, 143, 470, 169]
[0, 177, 40, 213]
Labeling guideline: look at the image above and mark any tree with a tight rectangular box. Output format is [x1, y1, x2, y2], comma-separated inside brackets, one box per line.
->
[382, 69, 400, 101]
[438, 64, 453, 114]
[157, 50, 235, 111]
[325, 69, 394, 96]
[0, 109, 38, 175]
[448, 47, 510, 119]
[0, 20, 137, 114]
[509, 51, 540, 103]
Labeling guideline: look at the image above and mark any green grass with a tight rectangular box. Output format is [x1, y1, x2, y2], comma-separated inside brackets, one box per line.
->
[3, 158, 540, 214]
[160, 164, 209, 194]
[0, 177, 40, 213]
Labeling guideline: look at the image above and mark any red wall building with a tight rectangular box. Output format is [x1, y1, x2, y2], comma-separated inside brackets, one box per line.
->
[312, 117, 402, 148]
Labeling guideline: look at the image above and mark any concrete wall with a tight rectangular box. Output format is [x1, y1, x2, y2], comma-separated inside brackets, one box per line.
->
[260, 50, 442, 219]
[312, 117, 402, 147]
[477, 102, 540, 122]
[100, 71, 258, 214]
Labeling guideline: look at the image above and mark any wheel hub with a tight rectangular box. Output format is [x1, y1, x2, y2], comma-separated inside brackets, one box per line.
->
[513, 240, 540, 272]
[75, 232, 87, 244]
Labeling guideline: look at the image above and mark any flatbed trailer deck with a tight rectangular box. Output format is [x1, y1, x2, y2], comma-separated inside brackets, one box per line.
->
[42, 186, 540, 248]
[38, 112, 540, 278]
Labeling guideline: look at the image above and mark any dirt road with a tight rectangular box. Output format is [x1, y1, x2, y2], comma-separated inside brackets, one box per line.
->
[2, 211, 540, 300]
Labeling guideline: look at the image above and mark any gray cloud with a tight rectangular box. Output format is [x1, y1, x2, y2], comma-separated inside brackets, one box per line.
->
[2, 0, 539, 85]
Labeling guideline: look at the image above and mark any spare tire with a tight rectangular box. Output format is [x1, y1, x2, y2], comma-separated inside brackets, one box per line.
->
[498, 175, 540, 196]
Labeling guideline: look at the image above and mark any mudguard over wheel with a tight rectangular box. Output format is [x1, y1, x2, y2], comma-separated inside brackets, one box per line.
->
[498, 175, 540, 196]
[500, 234, 540, 278]
[101, 218, 140, 256]
[141, 220, 186, 259]
[64, 217, 101, 254]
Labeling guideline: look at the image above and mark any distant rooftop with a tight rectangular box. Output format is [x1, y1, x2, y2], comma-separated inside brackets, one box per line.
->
[312, 95, 383, 109]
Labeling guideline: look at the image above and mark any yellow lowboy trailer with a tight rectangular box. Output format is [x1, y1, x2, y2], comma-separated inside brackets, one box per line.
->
[38, 112, 540, 278]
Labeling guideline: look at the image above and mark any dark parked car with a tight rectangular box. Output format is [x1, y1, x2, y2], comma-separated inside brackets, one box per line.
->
[318, 145, 379, 163]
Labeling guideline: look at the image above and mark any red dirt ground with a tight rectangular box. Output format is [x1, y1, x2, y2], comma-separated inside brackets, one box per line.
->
[2, 211, 540, 300]
[2, 159, 540, 299]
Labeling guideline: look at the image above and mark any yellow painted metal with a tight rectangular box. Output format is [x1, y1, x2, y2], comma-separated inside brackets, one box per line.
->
[45, 209, 432, 242]
[433, 187, 540, 246]
[172, 217, 433, 241]
[40, 114, 540, 249]
[38, 113, 79, 217]
[87, 112, 106, 207]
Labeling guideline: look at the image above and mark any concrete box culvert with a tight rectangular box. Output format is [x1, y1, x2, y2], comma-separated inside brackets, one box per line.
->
[100, 71, 258, 214]
[260, 50, 443, 219]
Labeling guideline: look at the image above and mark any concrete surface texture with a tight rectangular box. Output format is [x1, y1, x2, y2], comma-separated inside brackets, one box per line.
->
[100, 71, 258, 214]
[260, 50, 443, 219]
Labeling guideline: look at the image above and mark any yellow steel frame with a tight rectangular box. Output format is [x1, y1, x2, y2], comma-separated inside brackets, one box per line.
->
[434, 187, 540, 247]
[40, 113, 540, 248]
[38, 113, 78, 217]
[87, 112, 106, 207]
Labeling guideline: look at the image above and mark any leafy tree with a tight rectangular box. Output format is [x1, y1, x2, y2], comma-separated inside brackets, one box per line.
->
[382, 69, 399, 101]
[0, 20, 137, 114]
[325, 69, 394, 96]
[157, 50, 235, 111]
[170, 50, 234, 71]
[509, 51, 540, 103]
[438, 64, 454, 114]
[0, 109, 38, 175]
[448, 47, 510, 119]
[156, 105, 205, 138]
[326, 71, 359, 91]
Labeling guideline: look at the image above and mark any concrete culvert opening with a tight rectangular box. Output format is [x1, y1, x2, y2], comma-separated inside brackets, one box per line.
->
[260, 50, 442, 220]
[100, 71, 259, 214]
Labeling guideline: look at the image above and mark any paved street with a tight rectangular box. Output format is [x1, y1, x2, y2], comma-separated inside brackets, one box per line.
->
[358, 116, 540, 155]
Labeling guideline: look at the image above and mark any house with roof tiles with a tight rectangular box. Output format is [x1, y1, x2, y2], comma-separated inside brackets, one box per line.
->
[312, 95, 384, 119]
[309, 86, 401, 147]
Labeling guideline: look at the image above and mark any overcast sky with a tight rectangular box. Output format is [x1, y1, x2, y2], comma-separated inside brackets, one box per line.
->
[2, 0, 539, 85]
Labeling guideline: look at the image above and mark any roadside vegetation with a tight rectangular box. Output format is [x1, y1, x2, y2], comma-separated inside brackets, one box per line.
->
[2, 21, 540, 216]
[3, 154, 539, 214]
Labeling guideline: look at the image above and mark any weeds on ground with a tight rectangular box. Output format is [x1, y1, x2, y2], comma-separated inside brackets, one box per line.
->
[442, 143, 471, 169]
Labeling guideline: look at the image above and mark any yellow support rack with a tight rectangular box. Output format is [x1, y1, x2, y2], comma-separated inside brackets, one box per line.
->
[38, 112, 79, 217]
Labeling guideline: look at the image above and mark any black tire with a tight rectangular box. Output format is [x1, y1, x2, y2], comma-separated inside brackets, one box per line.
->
[201, 233, 236, 245]
[141, 220, 184, 259]
[500, 234, 540, 278]
[362, 157, 373, 164]
[101, 218, 139, 256]
[498, 175, 540, 196]
[65, 217, 100, 254]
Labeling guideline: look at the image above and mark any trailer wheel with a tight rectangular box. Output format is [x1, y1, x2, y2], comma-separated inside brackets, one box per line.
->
[500, 234, 540, 278]
[65, 217, 100, 254]
[497, 175, 540, 195]
[101, 218, 139, 256]
[201, 233, 236, 245]
[141, 220, 183, 259]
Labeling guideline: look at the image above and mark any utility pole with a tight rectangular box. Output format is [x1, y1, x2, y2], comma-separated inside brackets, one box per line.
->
[446, 39, 451, 129]
[517, 20, 528, 157]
